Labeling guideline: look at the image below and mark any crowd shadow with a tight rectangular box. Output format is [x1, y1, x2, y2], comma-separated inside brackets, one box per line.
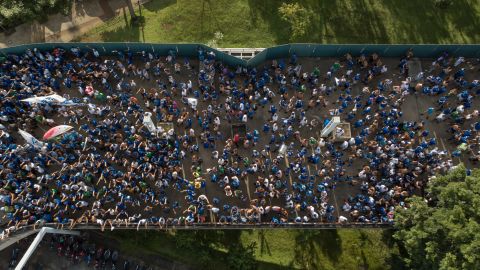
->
[246, 0, 390, 44]
[197, 230, 292, 270]
[107, 229, 297, 270]
[381, 229, 408, 270]
[247, 0, 480, 44]
[293, 229, 342, 269]
[380, 0, 480, 43]
[103, 229, 407, 270]
[257, 229, 272, 256]
[246, 0, 290, 44]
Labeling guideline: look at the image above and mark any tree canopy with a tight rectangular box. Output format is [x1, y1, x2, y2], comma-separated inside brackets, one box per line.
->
[394, 165, 480, 270]
[277, 3, 314, 40]
[0, 0, 71, 29]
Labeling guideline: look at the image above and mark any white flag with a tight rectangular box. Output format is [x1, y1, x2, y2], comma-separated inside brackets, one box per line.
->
[18, 129, 44, 149]
[21, 94, 66, 104]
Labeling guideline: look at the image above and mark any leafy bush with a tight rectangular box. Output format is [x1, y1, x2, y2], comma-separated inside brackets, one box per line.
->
[394, 165, 480, 269]
[0, 0, 72, 30]
[278, 3, 314, 40]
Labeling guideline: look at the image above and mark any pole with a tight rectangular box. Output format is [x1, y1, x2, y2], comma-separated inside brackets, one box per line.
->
[125, 0, 137, 20]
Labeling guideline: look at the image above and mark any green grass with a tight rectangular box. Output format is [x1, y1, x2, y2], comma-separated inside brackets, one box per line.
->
[240, 229, 399, 270]
[79, 0, 480, 46]
[106, 229, 403, 270]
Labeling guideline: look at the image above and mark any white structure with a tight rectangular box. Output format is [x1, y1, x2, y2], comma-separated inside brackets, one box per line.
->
[217, 48, 265, 60]
[320, 116, 341, 137]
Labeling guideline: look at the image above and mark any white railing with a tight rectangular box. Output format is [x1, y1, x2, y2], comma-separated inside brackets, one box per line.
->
[217, 48, 265, 60]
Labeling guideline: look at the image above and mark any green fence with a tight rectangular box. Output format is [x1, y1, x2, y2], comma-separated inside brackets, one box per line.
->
[1, 43, 480, 67]
[247, 44, 480, 67]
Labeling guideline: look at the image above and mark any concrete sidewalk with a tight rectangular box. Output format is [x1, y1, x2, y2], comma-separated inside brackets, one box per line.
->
[0, 0, 149, 48]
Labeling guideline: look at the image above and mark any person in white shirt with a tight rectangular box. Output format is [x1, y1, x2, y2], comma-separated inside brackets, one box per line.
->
[436, 112, 446, 122]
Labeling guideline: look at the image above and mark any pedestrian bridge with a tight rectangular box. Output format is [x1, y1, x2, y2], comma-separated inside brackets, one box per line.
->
[1, 43, 480, 68]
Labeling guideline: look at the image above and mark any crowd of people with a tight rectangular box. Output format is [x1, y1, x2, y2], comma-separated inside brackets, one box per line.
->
[0, 45, 478, 237]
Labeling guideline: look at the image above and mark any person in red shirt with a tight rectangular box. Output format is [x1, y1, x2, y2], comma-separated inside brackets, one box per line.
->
[233, 133, 240, 146]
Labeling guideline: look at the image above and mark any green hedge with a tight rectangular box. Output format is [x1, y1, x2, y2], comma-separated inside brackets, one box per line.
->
[0, 0, 71, 30]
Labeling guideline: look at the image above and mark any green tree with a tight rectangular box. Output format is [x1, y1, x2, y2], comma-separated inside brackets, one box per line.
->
[394, 165, 480, 270]
[0, 0, 71, 28]
[277, 3, 314, 40]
